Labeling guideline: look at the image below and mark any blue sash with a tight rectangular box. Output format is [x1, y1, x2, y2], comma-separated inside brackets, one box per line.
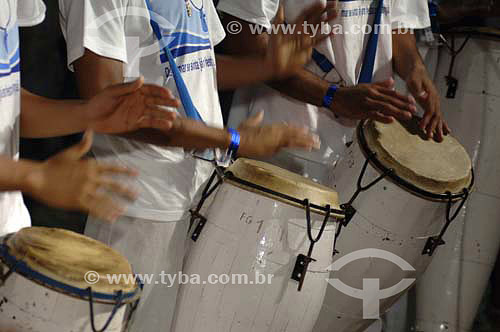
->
[144, 0, 204, 122]
[312, 0, 384, 84]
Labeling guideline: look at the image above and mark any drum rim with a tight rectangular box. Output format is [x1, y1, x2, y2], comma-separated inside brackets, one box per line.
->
[223, 170, 346, 220]
[0, 234, 142, 305]
[357, 121, 474, 202]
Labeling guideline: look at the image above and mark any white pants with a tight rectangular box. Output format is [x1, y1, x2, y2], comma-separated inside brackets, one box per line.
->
[85, 215, 190, 332]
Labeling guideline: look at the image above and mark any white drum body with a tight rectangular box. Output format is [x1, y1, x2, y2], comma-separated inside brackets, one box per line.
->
[415, 36, 500, 332]
[313, 132, 458, 332]
[0, 267, 127, 332]
[173, 180, 338, 332]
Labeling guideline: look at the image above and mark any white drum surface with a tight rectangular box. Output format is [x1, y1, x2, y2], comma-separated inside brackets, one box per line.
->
[173, 181, 338, 332]
[0, 267, 126, 332]
[415, 36, 500, 332]
[314, 130, 458, 332]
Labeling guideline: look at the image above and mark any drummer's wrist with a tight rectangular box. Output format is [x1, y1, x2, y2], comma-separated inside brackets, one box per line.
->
[13, 159, 42, 194]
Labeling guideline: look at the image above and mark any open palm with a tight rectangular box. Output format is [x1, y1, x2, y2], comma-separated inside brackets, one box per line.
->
[86, 77, 180, 134]
[267, 3, 337, 78]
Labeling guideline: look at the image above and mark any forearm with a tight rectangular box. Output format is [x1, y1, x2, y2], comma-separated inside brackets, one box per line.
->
[218, 15, 329, 106]
[20, 89, 89, 138]
[0, 156, 38, 193]
[268, 68, 330, 107]
[121, 117, 231, 150]
[392, 31, 425, 81]
[216, 55, 276, 91]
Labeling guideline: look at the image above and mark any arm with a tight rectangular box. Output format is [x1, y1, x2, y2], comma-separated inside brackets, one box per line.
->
[20, 89, 88, 138]
[73, 49, 318, 157]
[392, 31, 449, 141]
[21, 78, 179, 139]
[219, 14, 416, 122]
[0, 156, 39, 193]
[73, 49, 232, 149]
[216, 4, 337, 91]
[392, 31, 423, 83]
[217, 18, 329, 103]
[0, 132, 137, 222]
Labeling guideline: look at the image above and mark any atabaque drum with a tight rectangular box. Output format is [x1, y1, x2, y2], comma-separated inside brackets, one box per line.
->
[415, 31, 500, 332]
[313, 119, 473, 332]
[0, 227, 142, 332]
[172, 158, 345, 332]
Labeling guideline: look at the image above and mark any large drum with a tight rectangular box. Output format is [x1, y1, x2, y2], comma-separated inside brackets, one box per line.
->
[313, 119, 473, 332]
[0, 227, 142, 332]
[415, 31, 500, 332]
[172, 158, 344, 332]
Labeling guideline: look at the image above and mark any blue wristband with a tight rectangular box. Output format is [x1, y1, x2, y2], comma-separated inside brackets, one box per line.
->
[227, 128, 241, 157]
[322, 84, 338, 108]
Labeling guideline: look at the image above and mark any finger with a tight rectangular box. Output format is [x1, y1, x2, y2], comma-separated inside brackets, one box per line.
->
[310, 5, 338, 44]
[420, 108, 434, 132]
[435, 120, 444, 143]
[141, 84, 176, 99]
[107, 77, 145, 97]
[137, 115, 175, 131]
[283, 129, 318, 151]
[86, 194, 125, 223]
[426, 114, 439, 140]
[377, 87, 416, 105]
[145, 96, 181, 108]
[292, 2, 326, 27]
[408, 94, 417, 106]
[98, 179, 138, 201]
[98, 163, 138, 176]
[366, 98, 413, 120]
[370, 112, 395, 124]
[307, 2, 337, 27]
[54, 130, 94, 161]
[374, 78, 396, 90]
[443, 121, 451, 135]
[142, 106, 178, 121]
[373, 89, 417, 114]
[243, 111, 265, 128]
[274, 5, 285, 25]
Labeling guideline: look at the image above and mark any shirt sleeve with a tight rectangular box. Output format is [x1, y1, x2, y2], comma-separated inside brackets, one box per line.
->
[391, 0, 431, 30]
[17, 0, 46, 27]
[217, 0, 279, 30]
[58, 0, 128, 71]
[205, 0, 226, 46]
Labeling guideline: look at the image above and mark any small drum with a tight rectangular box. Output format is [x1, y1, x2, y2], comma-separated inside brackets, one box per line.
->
[313, 119, 473, 332]
[0, 227, 142, 332]
[172, 159, 344, 332]
[415, 33, 500, 332]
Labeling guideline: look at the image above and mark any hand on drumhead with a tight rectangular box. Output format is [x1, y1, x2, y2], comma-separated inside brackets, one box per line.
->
[237, 112, 321, 158]
[330, 78, 417, 123]
[266, 3, 338, 79]
[406, 66, 451, 142]
[85, 77, 180, 134]
[24, 131, 138, 223]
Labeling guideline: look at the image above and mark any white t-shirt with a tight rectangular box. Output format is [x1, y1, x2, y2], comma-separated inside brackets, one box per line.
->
[219, 0, 430, 182]
[0, 0, 45, 236]
[59, 0, 226, 221]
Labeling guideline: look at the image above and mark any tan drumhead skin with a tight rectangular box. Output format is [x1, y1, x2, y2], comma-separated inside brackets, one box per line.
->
[6, 227, 136, 294]
[227, 158, 343, 218]
[363, 119, 473, 195]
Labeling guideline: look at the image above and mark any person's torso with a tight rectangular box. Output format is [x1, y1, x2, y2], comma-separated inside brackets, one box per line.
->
[0, 0, 31, 235]
[90, 0, 223, 220]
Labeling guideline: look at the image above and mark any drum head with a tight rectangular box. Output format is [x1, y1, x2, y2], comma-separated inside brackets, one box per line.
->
[362, 119, 473, 197]
[227, 158, 343, 217]
[3, 227, 137, 297]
